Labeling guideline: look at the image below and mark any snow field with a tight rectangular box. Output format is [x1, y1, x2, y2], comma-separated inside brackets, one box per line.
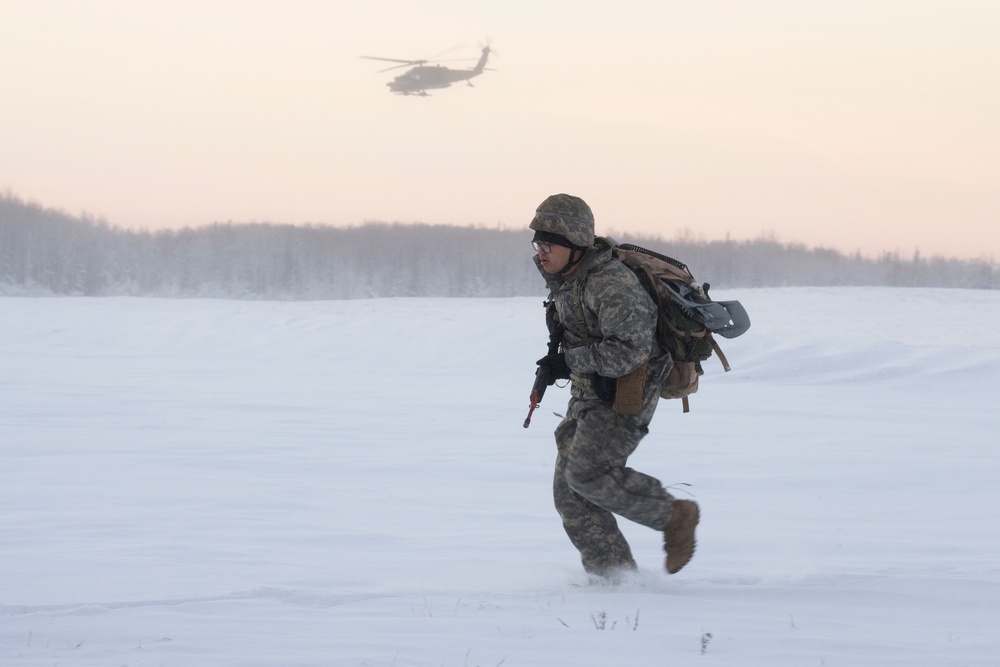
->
[2, 288, 999, 665]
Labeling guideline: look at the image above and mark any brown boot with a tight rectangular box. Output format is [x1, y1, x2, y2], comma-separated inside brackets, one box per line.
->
[663, 499, 700, 574]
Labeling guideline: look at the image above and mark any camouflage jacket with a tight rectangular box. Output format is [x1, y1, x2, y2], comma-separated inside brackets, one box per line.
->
[534, 240, 659, 381]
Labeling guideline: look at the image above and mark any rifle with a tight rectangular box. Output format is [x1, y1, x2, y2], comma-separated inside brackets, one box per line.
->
[523, 303, 564, 428]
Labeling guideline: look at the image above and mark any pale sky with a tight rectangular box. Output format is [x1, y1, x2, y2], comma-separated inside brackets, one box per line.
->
[2, 0, 998, 259]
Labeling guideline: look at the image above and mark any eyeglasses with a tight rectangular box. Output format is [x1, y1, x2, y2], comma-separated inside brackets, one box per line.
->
[532, 241, 552, 255]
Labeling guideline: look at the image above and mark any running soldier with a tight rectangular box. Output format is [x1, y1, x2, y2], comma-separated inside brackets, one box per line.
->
[530, 193, 700, 579]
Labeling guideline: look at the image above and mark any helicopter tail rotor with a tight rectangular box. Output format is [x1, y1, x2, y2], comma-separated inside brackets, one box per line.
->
[478, 37, 499, 58]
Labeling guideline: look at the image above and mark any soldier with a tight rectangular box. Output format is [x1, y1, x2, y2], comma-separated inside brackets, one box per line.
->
[530, 193, 700, 579]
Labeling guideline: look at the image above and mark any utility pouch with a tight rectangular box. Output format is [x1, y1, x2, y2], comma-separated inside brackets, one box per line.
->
[611, 361, 648, 416]
[659, 361, 702, 413]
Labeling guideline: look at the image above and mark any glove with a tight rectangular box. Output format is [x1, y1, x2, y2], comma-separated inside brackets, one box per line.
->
[536, 352, 571, 384]
[592, 374, 617, 403]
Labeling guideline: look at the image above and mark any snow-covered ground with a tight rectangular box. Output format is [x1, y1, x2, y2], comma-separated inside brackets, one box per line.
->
[2, 287, 999, 666]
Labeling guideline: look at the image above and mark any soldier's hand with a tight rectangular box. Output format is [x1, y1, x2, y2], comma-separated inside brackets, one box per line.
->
[536, 352, 571, 383]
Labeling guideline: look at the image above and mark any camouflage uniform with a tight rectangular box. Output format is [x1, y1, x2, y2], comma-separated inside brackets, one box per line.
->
[531, 195, 677, 577]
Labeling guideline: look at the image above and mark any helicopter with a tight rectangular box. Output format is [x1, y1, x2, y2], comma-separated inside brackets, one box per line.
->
[361, 45, 493, 96]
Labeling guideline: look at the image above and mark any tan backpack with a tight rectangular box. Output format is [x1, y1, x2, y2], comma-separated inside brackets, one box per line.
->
[605, 238, 751, 412]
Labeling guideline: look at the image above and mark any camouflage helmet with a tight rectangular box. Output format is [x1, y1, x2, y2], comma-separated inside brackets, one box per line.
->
[529, 193, 595, 248]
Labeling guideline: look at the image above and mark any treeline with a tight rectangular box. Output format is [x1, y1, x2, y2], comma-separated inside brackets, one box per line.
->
[1, 192, 996, 298]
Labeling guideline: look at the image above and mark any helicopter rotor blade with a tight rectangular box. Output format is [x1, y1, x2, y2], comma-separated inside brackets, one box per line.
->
[427, 44, 467, 61]
[359, 56, 429, 73]
[378, 62, 424, 73]
[359, 55, 418, 64]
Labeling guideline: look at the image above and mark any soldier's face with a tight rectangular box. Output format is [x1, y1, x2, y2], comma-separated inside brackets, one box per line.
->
[536, 242, 574, 274]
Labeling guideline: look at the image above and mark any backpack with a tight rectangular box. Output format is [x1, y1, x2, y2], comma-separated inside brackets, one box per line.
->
[603, 237, 751, 412]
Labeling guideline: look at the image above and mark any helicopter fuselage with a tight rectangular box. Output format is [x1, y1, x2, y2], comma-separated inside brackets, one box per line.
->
[389, 65, 473, 94]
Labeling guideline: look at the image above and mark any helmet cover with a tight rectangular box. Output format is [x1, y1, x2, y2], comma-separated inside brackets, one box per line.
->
[529, 193, 595, 248]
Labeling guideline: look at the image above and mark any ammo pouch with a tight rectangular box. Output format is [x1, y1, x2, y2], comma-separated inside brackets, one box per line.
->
[572, 361, 649, 416]
[612, 361, 648, 415]
[589, 361, 648, 416]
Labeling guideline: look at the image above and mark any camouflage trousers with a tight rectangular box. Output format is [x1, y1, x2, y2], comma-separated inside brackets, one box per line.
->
[553, 371, 674, 576]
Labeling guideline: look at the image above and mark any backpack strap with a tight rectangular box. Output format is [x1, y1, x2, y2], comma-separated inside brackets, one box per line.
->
[566, 278, 595, 392]
[709, 334, 731, 372]
[571, 278, 590, 343]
